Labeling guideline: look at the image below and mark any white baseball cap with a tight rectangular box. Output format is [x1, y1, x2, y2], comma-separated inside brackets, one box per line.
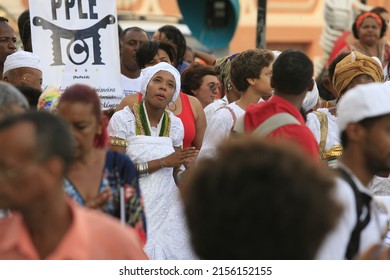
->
[337, 82, 390, 132]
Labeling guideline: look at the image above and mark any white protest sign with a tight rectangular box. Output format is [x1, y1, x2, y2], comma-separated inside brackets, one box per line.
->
[29, 0, 122, 109]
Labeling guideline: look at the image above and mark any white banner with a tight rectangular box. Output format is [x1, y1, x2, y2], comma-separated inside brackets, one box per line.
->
[29, 0, 122, 109]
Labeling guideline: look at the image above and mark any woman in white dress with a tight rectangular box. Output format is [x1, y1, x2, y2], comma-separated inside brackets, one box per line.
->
[108, 62, 198, 259]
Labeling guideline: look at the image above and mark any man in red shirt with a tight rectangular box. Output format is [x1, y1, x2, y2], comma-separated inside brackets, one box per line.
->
[239, 49, 319, 160]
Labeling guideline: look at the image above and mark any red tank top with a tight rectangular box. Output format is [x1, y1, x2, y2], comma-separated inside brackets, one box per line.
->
[177, 92, 196, 148]
[137, 92, 196, 148]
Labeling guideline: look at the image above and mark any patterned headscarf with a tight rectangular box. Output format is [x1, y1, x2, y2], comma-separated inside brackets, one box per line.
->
[332, 51, 383, 94]
[214, 53, 239, 94]
[140, 62, 181, 102]
[37, 85, 62, 112]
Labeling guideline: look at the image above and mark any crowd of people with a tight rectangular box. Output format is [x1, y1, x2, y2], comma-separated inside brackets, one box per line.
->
[2, 7, 390, 260]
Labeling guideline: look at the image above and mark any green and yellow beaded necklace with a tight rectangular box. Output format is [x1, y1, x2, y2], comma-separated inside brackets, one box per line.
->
[133, 101, 171, 137]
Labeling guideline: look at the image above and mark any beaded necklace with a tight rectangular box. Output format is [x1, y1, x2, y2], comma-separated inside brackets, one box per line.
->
[133, 101, 171, 137]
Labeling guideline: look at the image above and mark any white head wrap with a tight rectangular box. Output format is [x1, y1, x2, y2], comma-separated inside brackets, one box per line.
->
[140, 62, 181, 102]
[3, 51, 42, 76]
[302, 81, 319, 113]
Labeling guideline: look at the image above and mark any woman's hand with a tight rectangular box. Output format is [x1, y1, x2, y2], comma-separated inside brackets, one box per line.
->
[162, 147, 199, 168]
[85, 188, 112, 209]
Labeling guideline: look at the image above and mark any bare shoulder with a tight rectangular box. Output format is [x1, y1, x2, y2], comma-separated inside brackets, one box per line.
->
[186, 95, 204, 116]
[117, 94, 140, 111]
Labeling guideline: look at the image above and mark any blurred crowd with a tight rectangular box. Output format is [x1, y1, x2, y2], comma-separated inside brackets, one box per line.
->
[1, 6, 390, 260]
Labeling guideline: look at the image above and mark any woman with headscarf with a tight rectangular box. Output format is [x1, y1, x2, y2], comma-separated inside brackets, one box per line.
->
[339, 11, 390, 71]
[108, 62, 198, 259]
[306, 51, 383, 165]
[116, 41, 206, 151]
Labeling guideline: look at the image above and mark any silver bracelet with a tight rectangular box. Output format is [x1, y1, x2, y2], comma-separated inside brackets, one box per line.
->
[176, 170, 185, 184]
[136, 162, 149, 176]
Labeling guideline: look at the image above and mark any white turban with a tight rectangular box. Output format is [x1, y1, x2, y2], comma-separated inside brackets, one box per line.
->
[302, 81, 319, 113]
[140, 62, 181, 102]
[3, 51, 42, 76]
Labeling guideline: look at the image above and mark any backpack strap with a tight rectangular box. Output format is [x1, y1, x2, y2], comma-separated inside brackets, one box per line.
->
[216, 105, 237, 131]
[313, 111, 328, 159]
[252, 113, 300, 137]
[233, 112, 300, 136]
[336, 167, 372, 259]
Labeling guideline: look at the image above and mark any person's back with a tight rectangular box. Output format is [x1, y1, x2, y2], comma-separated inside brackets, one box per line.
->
[240, 49, 319, 160]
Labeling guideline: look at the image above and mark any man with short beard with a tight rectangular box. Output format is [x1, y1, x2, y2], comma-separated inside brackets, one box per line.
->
[317, 82, 390, 260]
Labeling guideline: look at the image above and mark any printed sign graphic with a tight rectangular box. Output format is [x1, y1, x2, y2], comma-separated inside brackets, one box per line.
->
[30, 0, 122, 109]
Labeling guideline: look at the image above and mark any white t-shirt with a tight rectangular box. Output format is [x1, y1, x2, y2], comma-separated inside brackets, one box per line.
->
[121, 73, 143, 98]
[316, 164, 389, 259]
[198, 102, 245, 161]
[204, 96, 228, 124]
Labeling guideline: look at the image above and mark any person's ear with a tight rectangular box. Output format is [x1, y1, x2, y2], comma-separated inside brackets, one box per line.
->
[307, 79, 314, 91]
[246, 77, 256, 86]
[39, 157, 65, 189]
[346, 123, 366, 144]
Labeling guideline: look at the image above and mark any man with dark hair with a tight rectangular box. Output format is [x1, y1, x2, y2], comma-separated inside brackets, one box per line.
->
[153, 25, 187, 72]
[185, 136, 342, 259]
[0, 17, 16, 79]
[17, 10, 32, 52]
[235, 49, 319, 159]
[119, 27, 149, 97]
[0, 112, 147, 259]
[317, 82, 390, 259]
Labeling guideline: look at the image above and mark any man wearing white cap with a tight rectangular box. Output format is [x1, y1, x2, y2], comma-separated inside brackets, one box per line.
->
[3, 50, 42, 91]
[316, 82, 390, 259]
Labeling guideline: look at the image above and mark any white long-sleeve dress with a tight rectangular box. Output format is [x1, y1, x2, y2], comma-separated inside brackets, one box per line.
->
[108, 106, 195, 260]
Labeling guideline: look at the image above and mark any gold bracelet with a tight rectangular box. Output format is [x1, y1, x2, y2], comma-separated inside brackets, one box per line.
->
[110, 138, 127, 147]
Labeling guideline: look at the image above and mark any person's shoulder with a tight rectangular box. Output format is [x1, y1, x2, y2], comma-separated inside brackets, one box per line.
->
[214, 104, 237, 119]
[112, 105, 134, 120]
[247, 99, 273, 113]
[77, 207, 147, 259]
[168, 110, 183, 124]
[186, 94, 202, 108]
[333, 173, 358, 205]
[120, 94, 139, 106]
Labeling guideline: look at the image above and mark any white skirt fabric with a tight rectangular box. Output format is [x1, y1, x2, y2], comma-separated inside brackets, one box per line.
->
[127, 135, 195, 260]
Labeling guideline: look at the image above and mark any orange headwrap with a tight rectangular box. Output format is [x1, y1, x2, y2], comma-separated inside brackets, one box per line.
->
[356, 12, 383, 29]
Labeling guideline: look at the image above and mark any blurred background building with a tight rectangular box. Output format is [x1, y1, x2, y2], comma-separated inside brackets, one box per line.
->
[2, 0, 389, 75]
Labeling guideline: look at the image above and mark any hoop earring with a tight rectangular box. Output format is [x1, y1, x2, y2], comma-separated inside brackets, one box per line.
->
[168, 100, 177, 112]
